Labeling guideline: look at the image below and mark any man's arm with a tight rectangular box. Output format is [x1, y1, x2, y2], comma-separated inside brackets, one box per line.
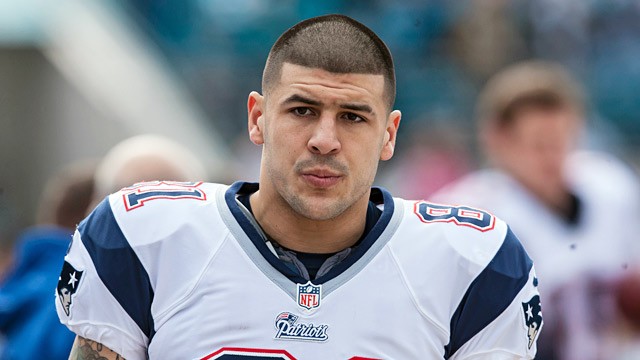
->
[69, 336, 126, 360]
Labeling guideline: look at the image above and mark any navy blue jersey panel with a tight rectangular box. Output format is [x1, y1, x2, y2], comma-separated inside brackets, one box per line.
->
[444, 227, 533, 358]
[78, 198, 155, 339]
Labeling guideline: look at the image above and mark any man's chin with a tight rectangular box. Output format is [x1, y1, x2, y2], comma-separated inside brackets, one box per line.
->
[290, 197, 348, 221]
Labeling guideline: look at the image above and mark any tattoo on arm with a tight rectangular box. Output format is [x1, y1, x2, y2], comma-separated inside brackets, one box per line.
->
[69, 336, 126, 360]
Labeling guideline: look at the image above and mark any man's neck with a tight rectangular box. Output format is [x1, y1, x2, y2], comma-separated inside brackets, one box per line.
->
[521, 180, 580, 224]
[249, 189, 370, 254]
[540, 189, 580, 224]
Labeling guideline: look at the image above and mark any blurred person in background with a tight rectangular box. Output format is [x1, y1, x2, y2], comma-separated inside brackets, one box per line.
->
[1, 133, 206, 360]
[432, 60, 640, 359]
[91, 134, 208, 205]
[0, 161, 96, 360]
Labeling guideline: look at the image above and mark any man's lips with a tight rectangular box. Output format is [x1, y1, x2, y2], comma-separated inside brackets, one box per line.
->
[300, 169, 342, 188]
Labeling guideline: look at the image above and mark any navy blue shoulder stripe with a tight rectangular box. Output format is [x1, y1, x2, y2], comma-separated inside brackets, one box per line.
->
[444, 227, 532, 359]
[78, 198, 155, 340]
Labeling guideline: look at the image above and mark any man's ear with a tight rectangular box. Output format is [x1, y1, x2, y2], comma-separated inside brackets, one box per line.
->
[380, 110, 401, 161]
[248, 91, 265, 145]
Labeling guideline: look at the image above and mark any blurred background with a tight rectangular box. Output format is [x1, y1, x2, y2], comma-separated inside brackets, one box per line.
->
[2, 0, 640, 229]
[2, 1, 640, 359]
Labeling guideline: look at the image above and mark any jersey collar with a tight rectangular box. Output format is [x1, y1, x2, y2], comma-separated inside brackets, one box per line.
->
[224, 181, 395, 285]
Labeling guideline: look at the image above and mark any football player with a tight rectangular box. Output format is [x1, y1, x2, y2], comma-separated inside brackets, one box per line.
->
[57, 15, 541, 359]
[432, 61, 640, 359]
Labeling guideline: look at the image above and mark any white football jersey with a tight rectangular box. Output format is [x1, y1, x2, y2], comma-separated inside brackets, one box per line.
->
[431, 151, 640, 294]
[56, 181, 541, 360]
[431, 151, 640, 358]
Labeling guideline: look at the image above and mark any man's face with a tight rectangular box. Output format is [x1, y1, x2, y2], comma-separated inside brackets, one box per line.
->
[492, 106, 580, 199]
[248, 63, 400, 220]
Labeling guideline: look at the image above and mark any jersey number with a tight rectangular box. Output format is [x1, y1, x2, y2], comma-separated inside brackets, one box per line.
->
[201, 347, 295, 360]
[121, 181, 207, 211]
[201, 347, 378, 360]
[413, 201, 495, 232]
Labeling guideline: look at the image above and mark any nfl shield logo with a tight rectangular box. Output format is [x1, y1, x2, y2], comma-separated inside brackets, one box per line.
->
[297, 281, 322, 310]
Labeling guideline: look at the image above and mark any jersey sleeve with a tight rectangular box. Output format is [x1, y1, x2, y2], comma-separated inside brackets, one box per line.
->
[55, 198, 151, 360]
[448, 228, 542, 360]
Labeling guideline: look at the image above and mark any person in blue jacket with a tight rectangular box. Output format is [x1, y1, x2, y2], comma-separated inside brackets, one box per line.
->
[0, 161, 95, 360]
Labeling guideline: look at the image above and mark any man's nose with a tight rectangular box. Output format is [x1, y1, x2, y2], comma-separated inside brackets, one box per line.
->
[307, 115, 341, 155]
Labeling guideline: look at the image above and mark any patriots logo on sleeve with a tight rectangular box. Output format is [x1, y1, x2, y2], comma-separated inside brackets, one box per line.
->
[522, 295, 543, 349]
[57, 261, 84, 316]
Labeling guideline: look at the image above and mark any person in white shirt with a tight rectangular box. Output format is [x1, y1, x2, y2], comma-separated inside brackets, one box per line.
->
[56, 15, 541, 360]
[432, 60, 640, 359]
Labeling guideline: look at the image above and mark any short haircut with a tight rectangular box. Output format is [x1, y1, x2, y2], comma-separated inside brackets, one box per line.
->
[477, 60, 585, 130]
[262, 14, 396, 110]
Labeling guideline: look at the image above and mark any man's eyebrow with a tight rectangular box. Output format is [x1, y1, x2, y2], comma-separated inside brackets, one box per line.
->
[282, 94, 375, 115]
[282, 94, 322, 107]
[340, 103, 374, 114]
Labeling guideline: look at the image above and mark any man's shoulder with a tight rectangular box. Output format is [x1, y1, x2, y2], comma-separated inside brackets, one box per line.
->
[111, 180, 223, 215]
[392, 196, 513, 267]
[388, 197, 534, 340]
[108, 180, 224, 213]
[387, 197, 535, 302]
[69, 181, 232, 323]
[80, 181, 228, 249]
[568, 150, 640, 202]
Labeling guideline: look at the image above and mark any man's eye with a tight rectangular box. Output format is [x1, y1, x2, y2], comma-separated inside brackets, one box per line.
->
[292, 107, 313, 116]
[344, 113, 365, 122]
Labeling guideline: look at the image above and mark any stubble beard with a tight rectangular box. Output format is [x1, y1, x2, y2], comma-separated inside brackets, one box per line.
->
[267, 156, 372, 221]
[283, 186, 368, 221]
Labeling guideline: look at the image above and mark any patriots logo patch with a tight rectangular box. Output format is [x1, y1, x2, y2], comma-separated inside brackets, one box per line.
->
[57, 261, 84, 316]
[274, 312, 329, 342]
[522, 295, 543, 349]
